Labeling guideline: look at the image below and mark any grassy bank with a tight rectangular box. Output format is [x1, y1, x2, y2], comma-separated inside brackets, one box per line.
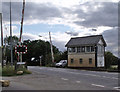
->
[1, 65, 32, 76]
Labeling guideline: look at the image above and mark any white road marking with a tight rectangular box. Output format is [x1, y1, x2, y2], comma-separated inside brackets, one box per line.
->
[61, 78, 68, 81]
[92, 84, 105, 88]
[76, 81, 81, 83]
[48, 69, 118, 80]
[102, 76, 118, 79]
[29, 66, 118, 80]
[111, 77, 118, 79]
[48, 69, 53, 71]
[114, 87, 120, 90]
[68, 72, 118, 80]
[86, 70, 118, 75]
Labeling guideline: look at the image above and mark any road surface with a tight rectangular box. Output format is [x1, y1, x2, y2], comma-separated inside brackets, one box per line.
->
[2, 66, 119, 91]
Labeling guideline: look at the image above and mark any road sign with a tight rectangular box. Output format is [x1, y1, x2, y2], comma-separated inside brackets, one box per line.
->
[17, 62, 26, 65]
[15, 45, 27, 54]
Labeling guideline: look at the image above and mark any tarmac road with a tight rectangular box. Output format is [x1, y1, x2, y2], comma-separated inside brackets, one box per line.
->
[2, 66, 119, 91]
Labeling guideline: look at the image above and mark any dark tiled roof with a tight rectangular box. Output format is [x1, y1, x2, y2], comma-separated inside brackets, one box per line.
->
[65, 35, 107, 47]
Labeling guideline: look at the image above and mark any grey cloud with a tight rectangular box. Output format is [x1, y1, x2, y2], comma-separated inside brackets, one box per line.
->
[102, 27, 118, 56]
[2, 2, 62, 22]
[65, 31, 79, 36]
[2, 2, 22, 22]
[25, 2, 62, 20]
[74, 2, 118, 27]
[2, 2, 117, 28]
[53, 40, 66, 51]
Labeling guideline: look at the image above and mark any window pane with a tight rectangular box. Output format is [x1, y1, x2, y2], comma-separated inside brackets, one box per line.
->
[79, 58, 83, 64]
[86, 46, 90, 52]
[91, 46, 94, 52]
[71, 59, 74, 63]
[77, 47, 81, 53]
[68, 47, 75, 52]
[72, 47, 75, 52]
[68, 48, 72, 52]
[89, 58, 92, 64]
[81, 46, 85, 52]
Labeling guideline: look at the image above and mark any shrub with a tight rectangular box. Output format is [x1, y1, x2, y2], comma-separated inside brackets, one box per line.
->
[2, 65, 15, 76]
[2, 65, 32, 76]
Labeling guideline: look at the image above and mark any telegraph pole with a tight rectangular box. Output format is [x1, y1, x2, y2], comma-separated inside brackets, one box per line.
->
[10, 1, 13, 66]
[0, 13, 3, 67]
[49, 32, 54, 65]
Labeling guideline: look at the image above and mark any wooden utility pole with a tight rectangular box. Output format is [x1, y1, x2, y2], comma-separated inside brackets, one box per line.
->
[49, 32, 54, 65]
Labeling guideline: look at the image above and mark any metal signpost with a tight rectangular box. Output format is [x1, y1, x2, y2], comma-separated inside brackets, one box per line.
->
[15, 45, 27, 70]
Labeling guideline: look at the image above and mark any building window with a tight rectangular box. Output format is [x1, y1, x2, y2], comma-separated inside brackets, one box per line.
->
[77, 47, 81, 53]
[71, 59, 74, 63]
[72, 47, 75, 52]
[68, 47, 75, 52]
[68, 48, 72, 52]
[86, 46, 91, 52]
[81, 46, 85, 52]
[89, 58, 92, 64]
[79, 58, 83, 64]
[91, 46, 94, 52]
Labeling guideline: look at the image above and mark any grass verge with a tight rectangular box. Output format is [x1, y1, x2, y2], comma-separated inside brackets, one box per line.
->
[1, 65, 32, 76]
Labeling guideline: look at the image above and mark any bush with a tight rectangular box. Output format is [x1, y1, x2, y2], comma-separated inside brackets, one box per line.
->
[1, 65, 32, 76]
[108, 65, 118, 70]
[2, 65, 15, 76]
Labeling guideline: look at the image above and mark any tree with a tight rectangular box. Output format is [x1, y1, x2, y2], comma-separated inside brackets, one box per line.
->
[2, 36, 19, 66]
[4, 36, 66, 66]
[60, 51, 68, 60]
[4, 36, 19, 46]
[105, 51, 118, 68]
[22, 39, 61, 66]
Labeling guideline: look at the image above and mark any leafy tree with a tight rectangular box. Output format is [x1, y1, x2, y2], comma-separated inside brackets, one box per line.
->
[60, 51, 68, 60]
[105, 51, 118, 68]
[22, 39, 61, 66]
[4, 36, 67, 66]
[4, 36, 19, 46]
[4, 36, 19, 64]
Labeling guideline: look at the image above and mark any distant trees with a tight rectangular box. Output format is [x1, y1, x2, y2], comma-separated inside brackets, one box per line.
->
[3, 36, 19, 64]
[3, 35, 68, 66]
[3, 36, 119, 68]
[105, 51, 118, 68]
[22, 39, 63, 66]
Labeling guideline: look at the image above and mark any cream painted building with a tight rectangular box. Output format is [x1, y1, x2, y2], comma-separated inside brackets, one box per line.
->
[65, 35, 107, 68]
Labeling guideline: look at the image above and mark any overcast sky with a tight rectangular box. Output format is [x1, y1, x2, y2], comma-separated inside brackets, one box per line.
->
[0, 0, 119, 57]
